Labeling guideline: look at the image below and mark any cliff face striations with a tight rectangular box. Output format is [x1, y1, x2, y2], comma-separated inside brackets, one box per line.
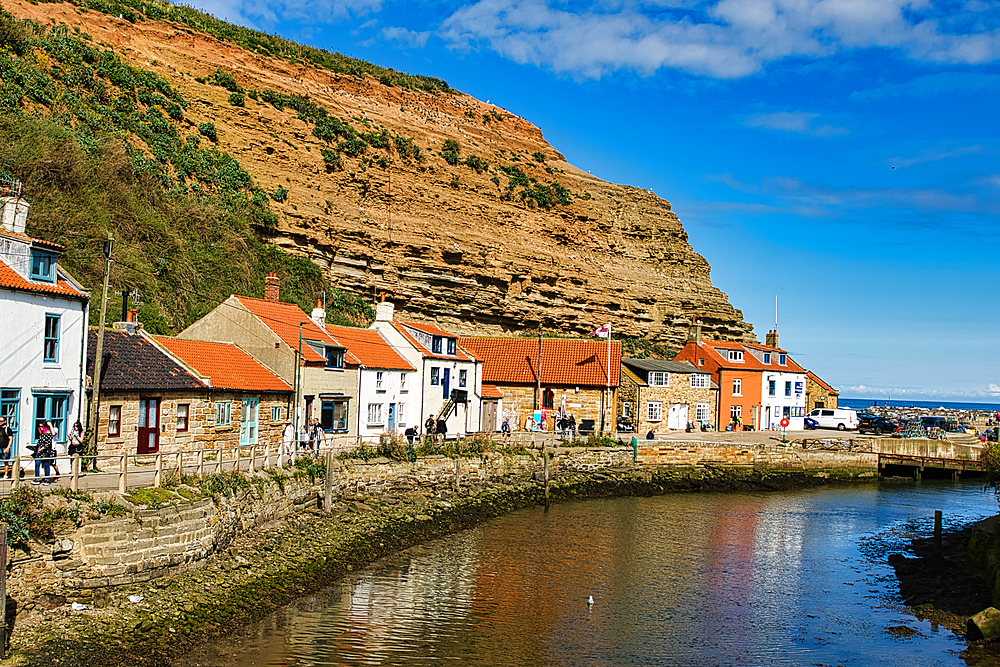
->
[6, 0, 754, 347]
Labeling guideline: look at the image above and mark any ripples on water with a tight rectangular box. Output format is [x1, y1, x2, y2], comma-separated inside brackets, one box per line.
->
[177, 481, 997, 667]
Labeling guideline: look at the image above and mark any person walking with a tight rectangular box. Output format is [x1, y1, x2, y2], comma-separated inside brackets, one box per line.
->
[32, 421, 54, 485]
[298, 424, 309, 453]
[0, 416, 13, 479]
[311, 419, 325, 453]
[501, 417, 511, 445]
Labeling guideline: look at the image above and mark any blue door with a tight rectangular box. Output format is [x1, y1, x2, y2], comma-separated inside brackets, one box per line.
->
[387, 403, 396, 429]
[1, 389, 19, 452]
[442, 369, 450, 400]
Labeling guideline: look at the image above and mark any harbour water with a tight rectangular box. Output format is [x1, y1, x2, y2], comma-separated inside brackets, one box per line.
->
[177, 482, 998, 666]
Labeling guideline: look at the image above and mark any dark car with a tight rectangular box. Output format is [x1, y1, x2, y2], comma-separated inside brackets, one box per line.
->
[804, 417, 819, 430]
[858, 416, 898, 435]
[920, 416, 949, 431]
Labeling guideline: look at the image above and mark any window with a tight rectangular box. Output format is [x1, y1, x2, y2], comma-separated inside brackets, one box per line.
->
[176, 404, 189, 432]
[542, 388, 554, 409]
[430, 367, 440, 385]
[790, 406, 804, 417]
[432, 337, 442, 354]
[768, 380, 776, 396]
[732, 378, 742, 396]
[321, 400, 349, 432]
[33, 393, 68, 443]
[622, 402, 631, 418]
[647, 402, 663, 422]
[728, 350, 744, 362]
[459, 369, 467, 387]
[784, 381, 792, 397]
[215, 401, 232, 426]
[447, 338, 457, 355]
[108, 405, 122, 437]
[696, 403, 710, 422]
[43, 314, 60, 363]
[783, 406, 791, 418]
[30, 250, 56, 282]
[698, 358, 705, 366]
[690, 374, 709, 388]
[271, 406, 283, 422]
[1, 389, 19, 451]
[367, 403, 383, 425]
[779, 354, 787, 365]
[325, 347, 344, 369]
[397, 402, 406, 427]
[763, 352, 771, 364]
[376, 371, 384, 391]
[731, 405, 742, 421]
[400, 373, 407, 391]
[649, 372, 669, 387]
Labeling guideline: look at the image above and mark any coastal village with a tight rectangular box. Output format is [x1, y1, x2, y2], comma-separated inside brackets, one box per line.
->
[0, 193, 844, 461]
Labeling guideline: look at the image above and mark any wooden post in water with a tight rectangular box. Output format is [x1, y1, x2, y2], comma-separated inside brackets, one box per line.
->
[934, 510, 943, 558]
[324, 450, 334, 512]
[543, 451, 550, 509]
[0, 522, 6, 659]
[454, 457, 461, 492]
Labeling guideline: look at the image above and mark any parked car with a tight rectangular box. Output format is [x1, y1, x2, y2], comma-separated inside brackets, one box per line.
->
[804, 416, 819, 429]
[805, 408, 858, 431]
[858, 416, 898, 435]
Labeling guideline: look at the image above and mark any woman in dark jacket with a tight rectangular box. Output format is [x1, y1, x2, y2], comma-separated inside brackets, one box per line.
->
[33, 421, 54, 486]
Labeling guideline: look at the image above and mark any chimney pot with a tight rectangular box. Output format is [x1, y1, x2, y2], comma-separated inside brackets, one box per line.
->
[375, 298, 395, 322]
[264, 274, 280, 301]
[687, 319, 702, 344]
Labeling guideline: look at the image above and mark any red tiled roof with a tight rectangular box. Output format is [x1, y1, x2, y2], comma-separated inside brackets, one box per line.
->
[459, 337, 621, 387]
[153, 336, 292, 392]
[0, 228, 64, 250]
[235, 296, 338, 364]
[807, 371, 838, 393]
[325, 325, 414, 371]
[394, 321, 474, 361]
[481, 384, 503, 399]
[0, 259, 86, 299]
[696, 340, 806, 373]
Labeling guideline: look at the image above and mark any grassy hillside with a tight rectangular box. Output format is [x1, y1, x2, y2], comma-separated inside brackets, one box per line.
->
[0, 4, 373, 331]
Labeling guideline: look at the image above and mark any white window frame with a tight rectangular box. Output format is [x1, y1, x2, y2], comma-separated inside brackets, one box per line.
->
[397, 402, 406, 426]
[176, 403, 189, 432]
[649, 371, 669, 387]
[647, 401, 663, 422]
[696, 403, 710, 422]
[459, 369, 467, 387]
[430, 367, 440, 385]
[622, 402, 631, 418]
[690, 374, 709, 388]
[400, 372, 407, 391]
[376, 371, 384, 391]
[108, 405, 122, 437]
[728, 350, 744, 362]
[731, 405, 742, 421]
[367, 403, 383, 425]
[732, 378, 742, 396]
[215, 401, 232, 426]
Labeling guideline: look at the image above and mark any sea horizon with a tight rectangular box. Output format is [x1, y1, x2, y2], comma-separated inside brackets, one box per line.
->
[840, 397, 1000, 412]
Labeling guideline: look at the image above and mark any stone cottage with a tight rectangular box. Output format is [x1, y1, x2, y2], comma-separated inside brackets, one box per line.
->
[618, 359, 718, 434]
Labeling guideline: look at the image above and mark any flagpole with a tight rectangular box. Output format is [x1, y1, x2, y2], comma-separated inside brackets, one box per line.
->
[606, 322, 611, 435]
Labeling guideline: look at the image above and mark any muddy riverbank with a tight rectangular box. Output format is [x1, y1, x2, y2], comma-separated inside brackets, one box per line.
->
[4, 465, 873, 666]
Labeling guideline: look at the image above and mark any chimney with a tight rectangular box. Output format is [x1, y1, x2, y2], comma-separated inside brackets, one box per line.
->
[0, 197, 28, 234]
[687, 318, 702, 344]
[375, 293, 395, 322]
[311, 298, 326, 328]
[766, 329, 779, 348]
[264, 273, 280, 301]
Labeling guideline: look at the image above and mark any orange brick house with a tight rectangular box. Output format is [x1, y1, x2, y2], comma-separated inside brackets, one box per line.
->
[459, 337, 621, 434]
[673, 323, 806, 431]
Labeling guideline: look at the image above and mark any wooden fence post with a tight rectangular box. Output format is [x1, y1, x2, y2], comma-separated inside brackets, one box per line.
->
[70, 454, 80, 493]
[154, 451, 162, 488]
[216, 441, 222, 475]
[12, 456, 20, 490]
[250, 445, 256, 473]
[176, 450, 183, 480]
[119, 453, 127, 493]
[265, 442, 271, 470]
[197, 448, 204, 477]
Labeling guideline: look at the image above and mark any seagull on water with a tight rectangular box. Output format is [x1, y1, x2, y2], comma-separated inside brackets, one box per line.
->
[587, 596, 594, 606]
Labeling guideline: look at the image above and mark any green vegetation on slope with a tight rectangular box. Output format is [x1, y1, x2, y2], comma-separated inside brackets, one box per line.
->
[35, 0, 452, 93]
[0, 7, 372, 331]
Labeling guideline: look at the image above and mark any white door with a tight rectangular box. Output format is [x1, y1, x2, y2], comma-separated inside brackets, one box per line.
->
[668, 404, 688, 430]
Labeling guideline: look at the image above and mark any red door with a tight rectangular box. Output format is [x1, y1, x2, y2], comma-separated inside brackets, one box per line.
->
[138, 398, 160, 454]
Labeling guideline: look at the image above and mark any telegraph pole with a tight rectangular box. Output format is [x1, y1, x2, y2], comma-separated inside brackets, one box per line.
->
[534, 325, 542, 411]
[86, 234, 113, 470]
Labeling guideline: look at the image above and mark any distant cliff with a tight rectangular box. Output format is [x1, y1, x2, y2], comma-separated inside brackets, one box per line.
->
[3, 0, 754, 347]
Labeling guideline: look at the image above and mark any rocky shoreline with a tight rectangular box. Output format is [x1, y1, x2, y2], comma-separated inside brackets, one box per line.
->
[6, 466, 873, 666]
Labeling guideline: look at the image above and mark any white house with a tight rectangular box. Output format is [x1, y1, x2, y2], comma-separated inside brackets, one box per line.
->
[324, 324, 416, 441]
[0, 194, 89, 457]
[369, 300, 483, 437]
[750, 331, 807, 430]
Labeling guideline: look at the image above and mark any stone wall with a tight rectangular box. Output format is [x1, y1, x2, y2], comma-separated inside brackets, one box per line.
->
[496, 383, 613, 430]
[8, 442, 878, 608]
[805, 375, 839, 410]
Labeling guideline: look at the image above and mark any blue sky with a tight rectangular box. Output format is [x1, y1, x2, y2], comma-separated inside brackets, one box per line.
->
[188, 0, 999, 402]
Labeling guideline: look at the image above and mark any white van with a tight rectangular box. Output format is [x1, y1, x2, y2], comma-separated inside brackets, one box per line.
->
[806, 408, 858, 431]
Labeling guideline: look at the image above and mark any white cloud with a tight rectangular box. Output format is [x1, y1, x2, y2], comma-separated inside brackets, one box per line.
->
[989, 383, 1000, 395]
[380, 26, 431, 48]
[439, 0, 1000, 79]
[744, 111, 849, 136]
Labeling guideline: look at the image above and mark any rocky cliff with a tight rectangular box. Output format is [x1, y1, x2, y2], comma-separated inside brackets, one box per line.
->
[6, 0, 754, 347]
